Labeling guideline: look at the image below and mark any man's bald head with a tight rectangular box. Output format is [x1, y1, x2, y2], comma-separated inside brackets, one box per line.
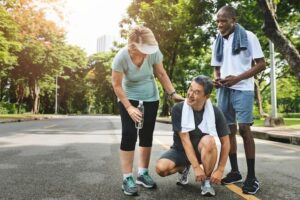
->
[217, 5, 237, 19]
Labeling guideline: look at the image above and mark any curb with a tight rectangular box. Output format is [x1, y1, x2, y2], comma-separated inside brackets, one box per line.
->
[0, 116, 65, 124]
[156, 118, 300, 146]
[251, 130, 300, 145]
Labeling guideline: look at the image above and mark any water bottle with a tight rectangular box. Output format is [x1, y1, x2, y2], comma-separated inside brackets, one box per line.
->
[135, 100, 144, 129]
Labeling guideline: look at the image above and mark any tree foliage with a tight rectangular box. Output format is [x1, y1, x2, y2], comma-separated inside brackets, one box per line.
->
[121, 0, 216, 116]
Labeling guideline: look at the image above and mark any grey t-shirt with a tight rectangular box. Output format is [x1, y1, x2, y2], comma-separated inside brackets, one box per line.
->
[111, 46, 163, 101]
[171, 102, 230, 151]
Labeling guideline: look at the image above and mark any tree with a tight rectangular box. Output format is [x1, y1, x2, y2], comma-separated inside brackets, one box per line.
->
[122, 0, 215, 116]
[87, 51, 117, 114]
[8, 0, 66, 113]
[0, 4, 21, 101]
[54, 45, 88, 114]
[258, 0, 300, 82]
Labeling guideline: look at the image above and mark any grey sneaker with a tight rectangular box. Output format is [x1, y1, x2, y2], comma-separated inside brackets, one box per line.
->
[122, 176, 138, 196]
[176, 165, 190, 185]
[201, 179, 216, 196]
[136, 171, 157, 188]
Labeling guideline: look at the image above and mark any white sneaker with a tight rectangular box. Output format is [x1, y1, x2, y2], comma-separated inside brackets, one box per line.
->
[176, 165, 190, 185]
[201, 179, 215, 196]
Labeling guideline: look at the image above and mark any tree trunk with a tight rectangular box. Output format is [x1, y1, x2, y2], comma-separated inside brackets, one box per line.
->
[29, 78, 40, 114]
[16, 82, 25, 114]
[254, 81, 269, 118]
[0, 78, 2, 101]
[257, 0, 300, 82]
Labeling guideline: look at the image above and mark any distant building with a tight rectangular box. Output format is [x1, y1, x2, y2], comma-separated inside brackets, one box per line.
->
[96, 35, 124, 53]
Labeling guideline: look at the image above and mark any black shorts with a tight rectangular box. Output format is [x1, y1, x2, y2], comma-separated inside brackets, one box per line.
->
[159, 133, 208, 166]
[159, 147, 201, 167]
[119, 100, 159, 151]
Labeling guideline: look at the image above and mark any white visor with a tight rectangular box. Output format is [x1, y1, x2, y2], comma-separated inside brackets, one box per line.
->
[135, 43, 159, 55]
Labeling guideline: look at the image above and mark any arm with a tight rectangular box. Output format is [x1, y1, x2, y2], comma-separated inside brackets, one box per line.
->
[111, 70, 142, 122]
[154, 62, 184, 102]
[210, 135, 230, 184]
[213, 66, 222, 88]
[179, 132, 206, 182]
[221, 58, 266, 87]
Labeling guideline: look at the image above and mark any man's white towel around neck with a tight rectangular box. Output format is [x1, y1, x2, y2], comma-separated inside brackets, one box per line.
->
[181, 98, 218, 137]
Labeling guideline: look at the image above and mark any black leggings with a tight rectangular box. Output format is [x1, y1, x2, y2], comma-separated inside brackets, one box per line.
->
[119, 100, 159, 151]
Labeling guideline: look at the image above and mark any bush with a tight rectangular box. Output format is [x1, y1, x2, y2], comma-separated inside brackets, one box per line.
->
[0, 102, 25, 114]
[280, 113, 300, 118]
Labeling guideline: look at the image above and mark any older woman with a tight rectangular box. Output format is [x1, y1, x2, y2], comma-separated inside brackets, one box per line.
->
[112, 25, 183, 196]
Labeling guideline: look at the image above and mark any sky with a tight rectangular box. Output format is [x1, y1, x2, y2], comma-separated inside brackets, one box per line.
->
[62, 0, 132, 55]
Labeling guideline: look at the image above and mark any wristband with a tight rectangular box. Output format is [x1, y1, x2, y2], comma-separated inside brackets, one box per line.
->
[168, 91, 176, 99]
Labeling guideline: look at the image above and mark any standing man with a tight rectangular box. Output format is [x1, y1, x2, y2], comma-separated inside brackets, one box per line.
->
[156, 75, 230, 197]
[211, 5, 266, 195]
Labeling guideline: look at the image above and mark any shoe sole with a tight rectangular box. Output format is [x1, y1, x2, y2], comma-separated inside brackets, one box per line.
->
[176, 180, 188, 185]
[243, 185, 260, 195]
[136, 180, 157, 189]
[122, 185, 138, 196]
[201, 191, 215, 197]
[221, 178, 243, 185]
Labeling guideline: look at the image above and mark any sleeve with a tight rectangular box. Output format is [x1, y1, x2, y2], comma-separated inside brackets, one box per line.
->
[214, 106, 231, 137]
[211, 39, 222, 67]
[152, 49, 163, 65]
[112, 50, 125, 73]
[171, 103, 182, 133]
[248, 32, 264, 59]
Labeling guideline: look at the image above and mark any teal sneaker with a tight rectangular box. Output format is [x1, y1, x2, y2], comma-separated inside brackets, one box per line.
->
[136, 171, 157, 188]
[122, 176, 138, 196]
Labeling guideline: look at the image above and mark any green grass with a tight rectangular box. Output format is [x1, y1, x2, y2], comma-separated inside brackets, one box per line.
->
[254, 118, 300, 129]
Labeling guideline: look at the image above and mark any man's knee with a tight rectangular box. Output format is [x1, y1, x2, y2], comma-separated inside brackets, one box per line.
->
[199, 135, 216, 153]
[238, 124, 251, 137]
[155, 159, 170, 177]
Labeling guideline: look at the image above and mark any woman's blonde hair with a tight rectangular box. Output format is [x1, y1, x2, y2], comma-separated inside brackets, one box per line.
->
[128, 26, 158, 51]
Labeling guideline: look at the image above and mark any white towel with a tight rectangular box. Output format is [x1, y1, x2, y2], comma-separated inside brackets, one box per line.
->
[181, 99, 217, 137]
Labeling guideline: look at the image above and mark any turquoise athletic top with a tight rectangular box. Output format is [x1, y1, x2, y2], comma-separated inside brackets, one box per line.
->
[112, 46, 163, 102]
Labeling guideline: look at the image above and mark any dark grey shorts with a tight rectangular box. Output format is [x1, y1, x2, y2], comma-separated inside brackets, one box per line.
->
[159, 147, 201, 167]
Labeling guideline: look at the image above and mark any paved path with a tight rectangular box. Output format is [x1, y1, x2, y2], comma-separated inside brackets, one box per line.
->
[0, 116, 299, 199]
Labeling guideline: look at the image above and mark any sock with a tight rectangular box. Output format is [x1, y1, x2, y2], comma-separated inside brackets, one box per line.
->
[246, 158, 255, 178]
[123, 173, 133, 180]
[229, 153, 239, 172]
[138, 168, 148, 176]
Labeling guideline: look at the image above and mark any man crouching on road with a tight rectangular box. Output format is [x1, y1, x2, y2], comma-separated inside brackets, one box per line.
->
[155, 75, 230, 197]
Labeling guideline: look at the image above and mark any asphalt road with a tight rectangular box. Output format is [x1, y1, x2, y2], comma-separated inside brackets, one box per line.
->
[0, 116, 299, 200]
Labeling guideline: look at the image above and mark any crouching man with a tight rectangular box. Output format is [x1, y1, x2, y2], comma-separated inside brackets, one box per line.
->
[156, 75, 230, 197]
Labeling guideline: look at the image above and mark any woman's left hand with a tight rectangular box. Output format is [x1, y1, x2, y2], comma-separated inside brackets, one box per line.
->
[172, 93, 185, 102]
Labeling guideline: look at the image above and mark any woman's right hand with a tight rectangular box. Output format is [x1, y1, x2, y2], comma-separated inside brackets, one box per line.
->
[127, 106, 143, 123]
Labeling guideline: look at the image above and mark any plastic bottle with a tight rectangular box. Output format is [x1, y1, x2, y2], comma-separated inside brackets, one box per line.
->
[135, 100, 144, 129]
